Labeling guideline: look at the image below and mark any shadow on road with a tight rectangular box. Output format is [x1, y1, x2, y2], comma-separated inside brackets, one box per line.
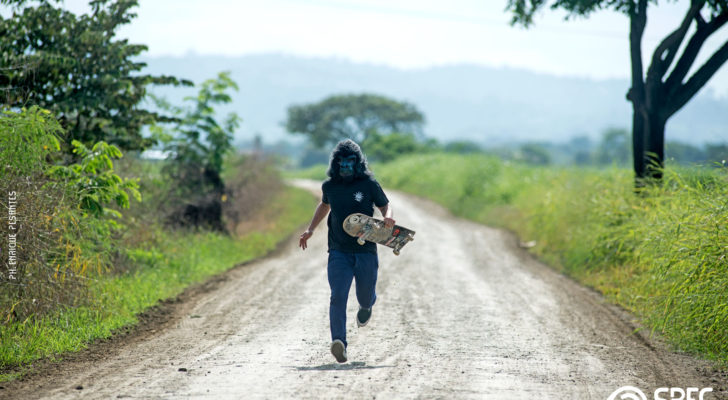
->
[290, 361, 394, 371]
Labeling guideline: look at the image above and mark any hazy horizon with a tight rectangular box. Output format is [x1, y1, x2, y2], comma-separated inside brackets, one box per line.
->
[146, 50, 728, 99]
[141, 53, 728, 147]
[45, 0, 728, 97]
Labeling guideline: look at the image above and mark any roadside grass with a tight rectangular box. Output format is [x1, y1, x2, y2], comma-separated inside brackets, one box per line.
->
[0, 185, 315, 381]
[366, 153, 727, 366]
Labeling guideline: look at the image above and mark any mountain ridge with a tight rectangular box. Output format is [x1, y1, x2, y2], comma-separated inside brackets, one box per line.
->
[141, 53, 728, 145]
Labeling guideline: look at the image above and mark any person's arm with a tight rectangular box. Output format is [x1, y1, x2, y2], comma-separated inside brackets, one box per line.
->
[299, 201, 331, 250]
[378, 204, 395, 229]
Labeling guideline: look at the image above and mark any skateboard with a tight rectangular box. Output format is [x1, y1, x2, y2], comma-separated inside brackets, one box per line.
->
[342, 213, 415, 255]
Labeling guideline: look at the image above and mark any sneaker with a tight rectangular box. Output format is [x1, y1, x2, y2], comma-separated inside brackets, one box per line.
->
[356, 306, 372, 327]
[330, 339, 347, 363]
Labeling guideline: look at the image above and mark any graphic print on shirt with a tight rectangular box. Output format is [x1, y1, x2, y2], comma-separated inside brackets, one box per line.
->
[354, 191, 364, 203]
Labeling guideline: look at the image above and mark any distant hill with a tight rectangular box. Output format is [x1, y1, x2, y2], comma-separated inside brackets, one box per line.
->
[141, 53, 728, 146]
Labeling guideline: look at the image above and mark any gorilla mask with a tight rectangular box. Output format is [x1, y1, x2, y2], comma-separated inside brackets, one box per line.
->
[338, 154, 357, 181]
[327, 139, 372, 183]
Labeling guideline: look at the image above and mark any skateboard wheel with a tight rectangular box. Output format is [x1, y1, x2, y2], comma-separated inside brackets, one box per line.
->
[393, 249, 400, 256]
[357, 237, 365, 245]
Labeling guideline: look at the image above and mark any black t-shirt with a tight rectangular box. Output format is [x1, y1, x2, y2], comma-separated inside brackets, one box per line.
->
[322, 177, 389, 253]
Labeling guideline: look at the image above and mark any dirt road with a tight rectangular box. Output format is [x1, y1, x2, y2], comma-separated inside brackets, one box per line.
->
[4, 180, 724, 399]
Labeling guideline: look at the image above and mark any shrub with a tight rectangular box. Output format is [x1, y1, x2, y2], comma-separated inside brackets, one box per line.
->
[153, 72, 240, 230]
[221, 153, 282, 234]
[48, 140, 141, 219]
[1, 108, 139, 322]
[0, 108, 80, 321]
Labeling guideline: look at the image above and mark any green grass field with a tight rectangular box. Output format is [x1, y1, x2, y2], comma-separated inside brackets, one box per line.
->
[294, 153, 728, 366]
[372, 154, 728, 365]
[0, 185, 315, 381]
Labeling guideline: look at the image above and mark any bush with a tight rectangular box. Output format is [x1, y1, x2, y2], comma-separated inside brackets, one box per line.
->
[0, 107, 62, 175]
[48, 140, 141, 219]
[1, 108, 140, 322]
[221, 153, 282, 234]
[0, 108, 82, 321]
[362, 131, 421, 162]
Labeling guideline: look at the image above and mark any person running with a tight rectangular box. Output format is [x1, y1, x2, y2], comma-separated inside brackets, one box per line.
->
[299, 139, 395, 363]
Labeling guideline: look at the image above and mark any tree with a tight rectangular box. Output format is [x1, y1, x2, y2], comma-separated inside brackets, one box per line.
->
[0, 0, 191, 154]
[285, 93, 425, 148]
[507, 0, 728, 185]
[567, 135, 594, 165]
[518, 142, 552, 165]
[594, 127, 631, 165]
[704, 142, 728, 164]
[444, 140, 484, 154]
[665, 140, 706, 164]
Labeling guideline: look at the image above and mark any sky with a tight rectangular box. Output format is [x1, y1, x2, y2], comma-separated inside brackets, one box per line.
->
[12, 0, 728, 96]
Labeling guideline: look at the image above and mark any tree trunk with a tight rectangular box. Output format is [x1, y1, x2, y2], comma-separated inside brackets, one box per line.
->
[645, 111, 666, 181]
[628, 0, 648, 189]
[634, 2, 728, 186]
[631, 103, 647, 186]
[643, 59, 667, 183]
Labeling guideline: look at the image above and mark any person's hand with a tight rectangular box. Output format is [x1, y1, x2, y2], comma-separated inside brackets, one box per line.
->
[299, 230, 313, 250]
[383, 218, 396, 229]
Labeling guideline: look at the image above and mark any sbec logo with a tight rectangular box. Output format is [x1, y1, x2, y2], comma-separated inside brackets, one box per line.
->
[654, 388, 713, 400]
[608, 386, 648, 400]
[608, 386, 713, 400]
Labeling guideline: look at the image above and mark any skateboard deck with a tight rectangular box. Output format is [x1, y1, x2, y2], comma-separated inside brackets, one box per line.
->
[342, 213, 415, 255]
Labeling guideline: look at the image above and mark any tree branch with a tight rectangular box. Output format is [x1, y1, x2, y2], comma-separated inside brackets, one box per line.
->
[719, 0, 728, 13]
[694, 11, 707, 28]
[507, 0, 547, 28]
[667, 39, 728, 117]
[665, 11, 728, 95]
[647, 0, 704, 80]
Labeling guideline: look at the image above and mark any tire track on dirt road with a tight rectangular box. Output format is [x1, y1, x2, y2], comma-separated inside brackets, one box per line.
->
[3, 179, 724, 399]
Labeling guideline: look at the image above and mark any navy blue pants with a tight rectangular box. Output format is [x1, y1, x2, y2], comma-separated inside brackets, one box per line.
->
[327, 250, 379, 348]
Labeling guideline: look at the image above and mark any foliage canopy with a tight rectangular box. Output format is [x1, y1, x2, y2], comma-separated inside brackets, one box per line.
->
[285, 93, 425, 148]
[0, 0, 191, 154]
[508, 0, 726, 26]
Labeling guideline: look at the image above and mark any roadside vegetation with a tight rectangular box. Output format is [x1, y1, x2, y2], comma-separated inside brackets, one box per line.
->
[371, 153, 727, 366]
[0, 106, 314, 381]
